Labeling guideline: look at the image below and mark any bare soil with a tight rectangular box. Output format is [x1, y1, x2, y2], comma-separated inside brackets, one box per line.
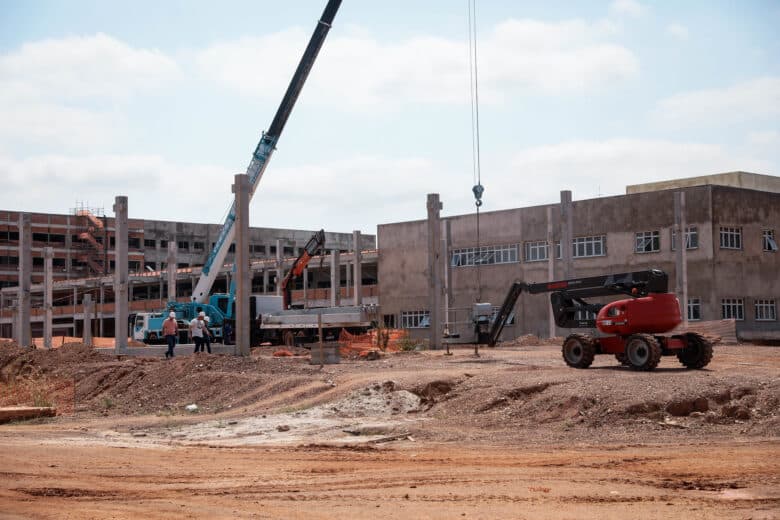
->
[1, 341, 778, 519]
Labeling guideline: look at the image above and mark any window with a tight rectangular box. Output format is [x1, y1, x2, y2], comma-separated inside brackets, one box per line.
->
[572, 235, 605, 258]
[144, 239, 156, 248]
[671, 226, 699, 250]
[128, 261, 141, 272]
[52, 258, 66, 268]
[720, 227, 742, 250]
[193, 241, 204, 251]
[401, 310, 430, 328]
[177, 241, 189, 251]
[32, 232, 49, 242]
[49, 234, 65, 243]
[755, 299, 777, 321]
[575, 309, 597, 321]
[0, 255, 18, 266]
[283, 246, 295, 256]
[177, 263, 189, 268]
[763, 230, 778, 252]
[160, 240, 168, 248]
[451, 244, 519, 267]
[252, 244, 266, 255]
[687, 298, 701, 321]
[270, 246, 277, 254]
[144, 262, 156, 271]
[523, 241, 548, 262]
[721, 298, 744, 320]
[128, 237, 140, 249]
[635, 231, 660, 253]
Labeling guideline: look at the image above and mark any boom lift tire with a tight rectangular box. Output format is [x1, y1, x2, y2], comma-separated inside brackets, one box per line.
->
[676, 333, 713, 369]
[615, 352, 629, 366]
[625, 334, 662, 371]
[562, 333, 596, 369]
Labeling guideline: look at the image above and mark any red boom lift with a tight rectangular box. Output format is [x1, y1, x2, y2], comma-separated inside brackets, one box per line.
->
[487, 269, 713, 371]
[280, 229, 326, 309]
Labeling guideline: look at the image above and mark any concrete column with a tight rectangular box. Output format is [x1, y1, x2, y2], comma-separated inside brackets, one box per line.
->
[113, 196, 128, 353]
[275, 239, 282, 296]
[167, 242, 177, 302]
[353, 230, 362, 306]
[442, 220, 452, 335]
[330, 250, 340, 307]
[83, 293, 93, 346]
[345, 256, 351, 303]
[426, 194, 443, 350]
[233, 174, 251, 356]
[560, 190, 574, 279]
[99, 285, 104, 337]
[546, 206, 556, 339]
[17, 213, 31, 348]
[674, 191, 689, 326]
[302, 267, 309, 309]
[262, 269, 269, 294]
[43, 247, 53, 349]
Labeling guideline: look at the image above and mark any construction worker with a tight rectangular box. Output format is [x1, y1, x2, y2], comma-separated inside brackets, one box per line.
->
[203, 315, 213, 354]
[190, 311, 206, 354]
[163, 311, 178, 358]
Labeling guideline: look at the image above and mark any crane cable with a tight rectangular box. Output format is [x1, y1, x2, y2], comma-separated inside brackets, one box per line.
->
[468, 0, 484, 302]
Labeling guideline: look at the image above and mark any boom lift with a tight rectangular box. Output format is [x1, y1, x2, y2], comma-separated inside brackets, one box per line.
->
[280, 229, 326, 309]
[487, 269, 713, 371]
[133, 0, 342, 343]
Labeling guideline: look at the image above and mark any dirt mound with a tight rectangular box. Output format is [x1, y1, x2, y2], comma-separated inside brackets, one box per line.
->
[500, 335, 563, 347]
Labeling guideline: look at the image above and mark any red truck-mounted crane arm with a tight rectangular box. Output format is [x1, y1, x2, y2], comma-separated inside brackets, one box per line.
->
[280, 229, 326, 309]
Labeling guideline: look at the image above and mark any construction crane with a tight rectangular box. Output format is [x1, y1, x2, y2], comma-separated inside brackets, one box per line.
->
[191, 0, 341, 304]
[486, 269, 713, 371]
[133, 0, 341, 344]
[280, 229, 326, 310]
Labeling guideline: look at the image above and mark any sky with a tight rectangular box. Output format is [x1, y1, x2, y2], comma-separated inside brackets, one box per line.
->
[1, 0, 778, 238]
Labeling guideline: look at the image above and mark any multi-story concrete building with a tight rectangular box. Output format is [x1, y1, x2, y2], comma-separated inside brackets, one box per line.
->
[377, 172, 780, 342]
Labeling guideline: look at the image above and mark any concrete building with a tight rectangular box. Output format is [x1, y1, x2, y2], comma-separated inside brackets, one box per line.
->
[378, 172, 780, 342]
[0, 208, 376, 338]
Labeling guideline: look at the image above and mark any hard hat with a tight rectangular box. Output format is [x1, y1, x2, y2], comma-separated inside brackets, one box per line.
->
[169, 312, 176, 318]
[204, 316, 210, 322]
[198, 311, 205, 317]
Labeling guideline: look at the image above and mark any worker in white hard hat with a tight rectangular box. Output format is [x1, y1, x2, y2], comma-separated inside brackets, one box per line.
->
[190, 312, 207, 354]
[163, 311, 178, 359]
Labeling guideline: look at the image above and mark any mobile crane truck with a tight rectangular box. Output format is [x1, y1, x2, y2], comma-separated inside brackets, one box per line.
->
[486, 269, 713, 371]
[133, 0, 342, 344]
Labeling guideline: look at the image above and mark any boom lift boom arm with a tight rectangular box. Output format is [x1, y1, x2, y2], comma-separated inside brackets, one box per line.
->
[191, 0, 342, 303]
[280, 229, 326, 309]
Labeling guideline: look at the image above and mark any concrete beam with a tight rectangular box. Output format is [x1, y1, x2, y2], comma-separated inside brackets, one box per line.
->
[113, 196, 129, 353]
[17, 213, 31, 348]
[233, 174, 251, 356]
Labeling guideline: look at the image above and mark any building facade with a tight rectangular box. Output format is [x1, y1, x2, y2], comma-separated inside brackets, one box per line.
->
[377, 172, 780, 342]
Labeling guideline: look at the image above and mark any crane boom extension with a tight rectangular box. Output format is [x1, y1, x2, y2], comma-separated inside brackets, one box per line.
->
[191, 0, 342, 303]
[486, 269, 669, 347]
[281, 229, 326, 309]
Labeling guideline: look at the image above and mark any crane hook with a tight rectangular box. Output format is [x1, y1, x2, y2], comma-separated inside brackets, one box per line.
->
[472, 183, 484, 207]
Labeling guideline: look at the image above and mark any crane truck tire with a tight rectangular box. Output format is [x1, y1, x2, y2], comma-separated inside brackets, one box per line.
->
[676, 333, 714, 369]
[625, 334, 662, 371]
[562, 333, 596, 369]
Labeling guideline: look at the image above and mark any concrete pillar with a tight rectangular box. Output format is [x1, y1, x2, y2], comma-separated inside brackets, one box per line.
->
[442, 220, 452, 335]
[546, 206, 556, 339]
[99, 285, 105, 337]
[233, 174, 251, 356]
[560, 190, 574, 279]
[263, 269, 269, 294]
[330, 250, 340, 307]
[426, 194, 443, 350]
[113, 196, 129, 353]
[353, 230, 362, 306]
[302, 267, 309, 308]
[17, 213, 31, 348]
[167, 242, 177, 302]
[83, 293, 93, 346]
[275, 239, 282, 296]
[43, 247, 53, 349]
[674, 191, 689, 326]
[345, 255, 351, 303]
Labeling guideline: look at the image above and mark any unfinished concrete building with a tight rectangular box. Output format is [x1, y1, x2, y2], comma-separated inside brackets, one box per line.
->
[378, 172, 780, 342]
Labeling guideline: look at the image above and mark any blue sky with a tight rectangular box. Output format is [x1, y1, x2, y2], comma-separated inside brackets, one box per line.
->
[1, 0, 778, 236]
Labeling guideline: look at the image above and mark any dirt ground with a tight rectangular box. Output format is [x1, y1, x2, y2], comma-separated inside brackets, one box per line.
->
[1, 340, 778, 519]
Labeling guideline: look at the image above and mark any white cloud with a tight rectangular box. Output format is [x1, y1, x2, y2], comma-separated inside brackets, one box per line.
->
[610, 0, 646, 18]
[666, 23, 689, 40]
[504, 138, 772, 204]
[196, 19, 639, 108]
[0, 33, 180, 101]
[653, 77, 780, 127]
[746, 130, 780, 148]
